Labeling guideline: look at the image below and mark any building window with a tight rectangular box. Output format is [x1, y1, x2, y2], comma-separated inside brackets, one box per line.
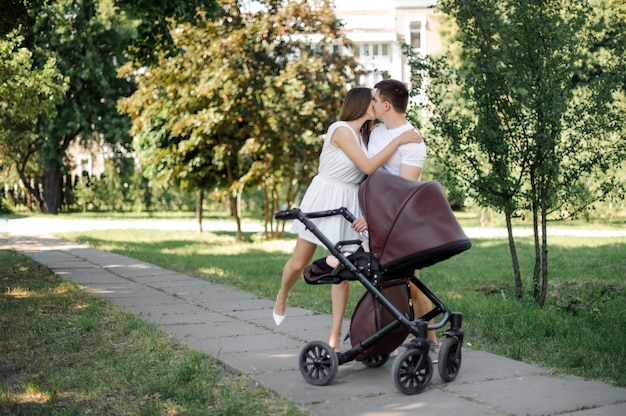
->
[79, 156, 92, 177]
[358, 71, 384, 88]
[354, 43, 390, 58]
[410, 21, 422, 50]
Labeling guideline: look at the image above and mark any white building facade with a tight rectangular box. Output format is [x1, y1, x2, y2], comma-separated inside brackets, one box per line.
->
[333, 0, 441, 86]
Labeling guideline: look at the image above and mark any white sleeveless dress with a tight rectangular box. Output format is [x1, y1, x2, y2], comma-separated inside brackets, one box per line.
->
[290, 121, 367, 247]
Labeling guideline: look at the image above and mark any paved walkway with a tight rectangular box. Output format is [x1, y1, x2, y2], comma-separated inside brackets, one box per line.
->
[2, 219, 625, 416]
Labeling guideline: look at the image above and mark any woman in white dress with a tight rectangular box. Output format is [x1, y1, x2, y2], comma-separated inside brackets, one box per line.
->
[273, 86, 422, 351]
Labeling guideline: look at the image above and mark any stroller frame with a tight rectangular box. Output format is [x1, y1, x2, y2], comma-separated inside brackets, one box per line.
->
[275, 206, 465, 395]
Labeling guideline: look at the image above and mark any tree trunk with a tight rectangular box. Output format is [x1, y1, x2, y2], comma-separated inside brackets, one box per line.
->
[15, 168, 43, 213]
[261, 182, 272, 239]
[43, 163, 63, 214]
[527, 167, 543, 303]
[504, 199, 522, 298]
[197, 189, 204, 232]
[229, 194, 243, 241]
[538, 200, 549, 307]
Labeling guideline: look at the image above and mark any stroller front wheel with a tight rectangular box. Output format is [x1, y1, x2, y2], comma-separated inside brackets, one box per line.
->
[392, 348, 433, 395]
[438, 336, 462, 382]
[299, 341, 339, 386]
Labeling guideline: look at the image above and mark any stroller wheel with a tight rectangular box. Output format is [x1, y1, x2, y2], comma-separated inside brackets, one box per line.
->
[361, 353, 390, 368]
[438, 336, 462, 382]
[299, 341, 339, 386]
[392, 348, 433, 395]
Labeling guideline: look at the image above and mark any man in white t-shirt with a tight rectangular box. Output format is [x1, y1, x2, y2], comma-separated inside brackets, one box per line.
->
[368, 79, 438, 361]
[368, 80, 427, 178]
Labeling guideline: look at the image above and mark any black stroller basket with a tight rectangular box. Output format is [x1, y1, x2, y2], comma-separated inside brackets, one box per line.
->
[274, 170, 471, 395]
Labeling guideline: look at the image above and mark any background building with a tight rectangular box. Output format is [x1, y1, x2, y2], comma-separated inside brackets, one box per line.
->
[334, 0, 441, 86]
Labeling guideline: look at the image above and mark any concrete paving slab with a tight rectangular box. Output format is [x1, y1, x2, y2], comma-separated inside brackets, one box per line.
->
[125, 303, 210, 318]
[445, 349, 549, 383]
[220, 347, 303, 374]
[563, 401, 626, 416]
[103, 263, 172, 279]
[198, 297, 276, 314]
[82, 285, 152, 298]
[252, 362, 414, 406]
[185, 333, 304, 358]
[107, 292, 183, 307]
[160, 320, 267, 340]
[179, 289, 262, 305]
[140, 312, 212, 326]
[52, 268, 135, 287]
[445, 373, 626, 415]
[41, 258, 98, 270]
[125, 272, 196, 285]
[308, 388, 506, 416]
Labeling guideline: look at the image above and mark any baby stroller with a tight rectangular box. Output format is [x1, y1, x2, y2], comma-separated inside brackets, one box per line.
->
[274, 170, 471, 394]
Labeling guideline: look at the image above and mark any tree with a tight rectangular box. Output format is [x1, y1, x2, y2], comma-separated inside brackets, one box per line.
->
[420, 0, 625, 305]
[3, 0, 216, 214]
[0, 31, 68, 212]
[35, 0, 135, 214]
[119, 0, 360, 240]
[113, 0, 219, 65]
[2, 0, 135, 214]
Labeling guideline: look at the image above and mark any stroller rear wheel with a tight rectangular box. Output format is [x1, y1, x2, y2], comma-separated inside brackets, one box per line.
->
[299, 341, 339, 386]
[392, 348, 433, 395]
[438, 336, 462, 382]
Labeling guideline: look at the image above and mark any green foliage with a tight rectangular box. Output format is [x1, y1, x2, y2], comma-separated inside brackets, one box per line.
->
[114, 0, 220, 65]
[119, 0, 361, 238]
[0, 31, 68, 211]
[415, 0, 626, 304]
[2, 0, 136, 214]
[69, 159, 199, 212]
[73, 173, 96, 212]
[426, 0, 625, 217]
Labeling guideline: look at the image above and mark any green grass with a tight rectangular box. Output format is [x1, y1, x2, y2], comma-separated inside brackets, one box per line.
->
[54, 227, 626, 388]
[0, 250, 311, 416]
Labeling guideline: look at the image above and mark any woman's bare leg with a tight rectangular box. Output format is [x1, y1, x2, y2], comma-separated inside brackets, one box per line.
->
[273, 238, 317, 321]
[411, 270, 438, 343]
[329, 280, 350, 351]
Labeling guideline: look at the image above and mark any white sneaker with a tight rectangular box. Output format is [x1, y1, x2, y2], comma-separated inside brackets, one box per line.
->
[429, 341, 440, 364]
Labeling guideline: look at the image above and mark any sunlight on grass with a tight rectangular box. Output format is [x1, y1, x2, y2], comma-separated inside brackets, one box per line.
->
[12, 384, 50, 404]
[4, 287, 30, 299]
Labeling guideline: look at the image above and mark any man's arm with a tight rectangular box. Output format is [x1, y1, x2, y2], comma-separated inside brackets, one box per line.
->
[399, 165, 422, 181]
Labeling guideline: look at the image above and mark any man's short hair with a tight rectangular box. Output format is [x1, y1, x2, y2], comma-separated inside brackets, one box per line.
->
[374, 79, 409, 113]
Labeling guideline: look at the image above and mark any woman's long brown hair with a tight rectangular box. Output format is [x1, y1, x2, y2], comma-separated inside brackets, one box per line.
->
[338, 87, 372, 147]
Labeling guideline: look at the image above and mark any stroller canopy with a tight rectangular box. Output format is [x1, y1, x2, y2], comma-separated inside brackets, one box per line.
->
[358, 170, 470, 273]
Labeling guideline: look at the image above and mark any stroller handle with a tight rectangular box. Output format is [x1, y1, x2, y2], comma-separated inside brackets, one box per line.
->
[274, 208, 301, 221]
[274, 207, 357, 223]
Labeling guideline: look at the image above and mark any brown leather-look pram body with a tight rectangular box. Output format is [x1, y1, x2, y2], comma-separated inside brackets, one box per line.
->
[274, 169, 471, 395]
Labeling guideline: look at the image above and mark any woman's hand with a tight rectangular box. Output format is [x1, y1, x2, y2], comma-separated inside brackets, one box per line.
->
[396, 128, 424, 145]
[352, 215, 368, 233]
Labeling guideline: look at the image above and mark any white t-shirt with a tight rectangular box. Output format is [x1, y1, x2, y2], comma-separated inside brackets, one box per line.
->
[367, 123, 427, 180]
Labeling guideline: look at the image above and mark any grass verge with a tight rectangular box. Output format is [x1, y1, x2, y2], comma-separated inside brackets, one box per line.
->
[54, 227, 626, 388]
[0, 250, 311, 416]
